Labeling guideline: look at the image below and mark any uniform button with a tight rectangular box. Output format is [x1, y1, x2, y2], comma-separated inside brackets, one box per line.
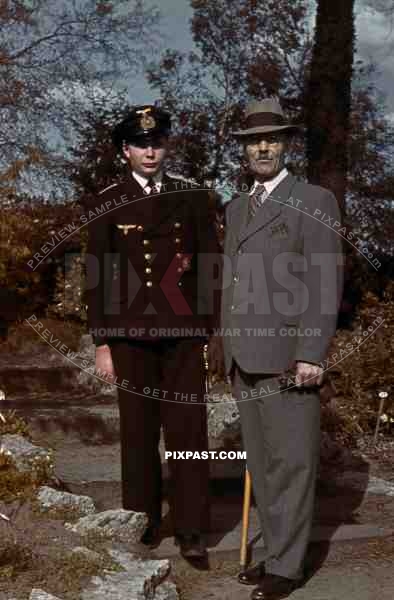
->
[143, 239, 150, 246]
[176, 252, 183, 259]
[137, 225, 144, 232]
[144, 253, 152, 260]
[178, 281, 183, 287]
[233, 274, 239, 283]
[174, 222, 181, 229]
[230, 305, 235, 311]
[174, 237, 181, 244]
[145, 267, 152, 274]
[237, 249, 243, 255]
[146, 280, 153, 287]
[177, 267, 183, 273]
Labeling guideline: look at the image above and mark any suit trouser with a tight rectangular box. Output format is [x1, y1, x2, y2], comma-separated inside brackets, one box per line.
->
[109, 338, 210, 535]
[233, 364, 320, 580]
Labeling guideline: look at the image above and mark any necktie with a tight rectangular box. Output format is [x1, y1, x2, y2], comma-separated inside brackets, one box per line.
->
[248, 182, 267, 223]
[145, 178, 156, 194]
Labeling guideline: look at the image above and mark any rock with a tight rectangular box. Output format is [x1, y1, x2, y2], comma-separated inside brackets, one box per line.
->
[0, 434, 54, 479]
[154, 581, 179, 600]
[65, 509, 148, 543]
[29, 590, 62, 600]
[71, 546, 104, 567]
[36, 486, 95, 517]
[76, 361, 118, 397]
[207, 383, 241, 449]
[56, 334, 116, 397]
[333, 472, 394, 497]
[79, 334, 96, 359]
[81, 551, 171, 600]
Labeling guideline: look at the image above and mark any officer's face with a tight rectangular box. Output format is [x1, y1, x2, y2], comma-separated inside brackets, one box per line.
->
[123, 135, 168, 177]
[245, 131, 289, 181]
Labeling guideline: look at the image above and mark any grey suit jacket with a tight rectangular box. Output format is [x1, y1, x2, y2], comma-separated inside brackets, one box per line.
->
[221, 173, 343, 374]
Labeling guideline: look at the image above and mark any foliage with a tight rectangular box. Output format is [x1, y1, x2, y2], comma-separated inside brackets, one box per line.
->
[328, 280, 394, 439]
[0, 0, 160, 197]
[0, 427, 53, 503]
[49, 255, 87, 323]
[0, 542, 32, 581]
[68, 96, 132, 199]
[146, 0, 394, 257]
[0, 197, 82, 318]
[0, 411, 29, 438]
[346, 69, 394, 257]
[147, 0, 311, 185]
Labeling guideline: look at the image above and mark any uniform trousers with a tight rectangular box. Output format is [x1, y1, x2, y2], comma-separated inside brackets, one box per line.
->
[109, 337, 210, 535]
[232, 363, 320, 580]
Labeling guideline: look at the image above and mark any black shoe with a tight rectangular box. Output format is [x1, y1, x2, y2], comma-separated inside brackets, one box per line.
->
[238, 561, 265, 585]
[251, 574, 300, 600]
[174, 532, 207, 559]
[140, 522, 161, 548]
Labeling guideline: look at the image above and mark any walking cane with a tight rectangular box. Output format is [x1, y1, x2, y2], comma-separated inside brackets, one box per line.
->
[240, 466, 252, 569]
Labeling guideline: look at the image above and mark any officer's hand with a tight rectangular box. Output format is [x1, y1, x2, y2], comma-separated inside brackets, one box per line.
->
[207, 335, 225, 379]
[295, 362, 323, 387]
[95, 345, 116, 381]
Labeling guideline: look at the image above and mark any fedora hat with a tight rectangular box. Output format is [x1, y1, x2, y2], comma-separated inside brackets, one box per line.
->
[232, 97, 302, 137]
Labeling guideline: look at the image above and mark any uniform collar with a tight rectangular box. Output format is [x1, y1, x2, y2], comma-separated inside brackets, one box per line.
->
[132, 170, 163, 192]
[250, 167, 288, 196]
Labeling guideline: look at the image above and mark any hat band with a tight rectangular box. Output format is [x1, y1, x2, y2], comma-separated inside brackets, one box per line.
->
[245, 112, 287, 129]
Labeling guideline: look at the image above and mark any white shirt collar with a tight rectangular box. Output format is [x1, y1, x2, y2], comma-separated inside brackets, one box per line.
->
[250, 167, 288, 196]
[132, 170, 163, 192]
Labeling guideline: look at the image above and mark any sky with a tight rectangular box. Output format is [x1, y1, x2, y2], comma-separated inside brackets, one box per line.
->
[128, 0, 394, 121]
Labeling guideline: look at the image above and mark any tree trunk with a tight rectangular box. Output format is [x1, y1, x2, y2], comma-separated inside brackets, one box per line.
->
[306, 0, 355, 215]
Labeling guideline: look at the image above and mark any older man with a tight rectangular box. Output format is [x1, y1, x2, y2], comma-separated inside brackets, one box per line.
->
[222, 98, 343, 599]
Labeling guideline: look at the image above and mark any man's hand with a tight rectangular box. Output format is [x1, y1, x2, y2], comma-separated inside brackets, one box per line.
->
[207, 335, 225, 380]
[95, 344, 116, 380]
[295, 361, 323, 387]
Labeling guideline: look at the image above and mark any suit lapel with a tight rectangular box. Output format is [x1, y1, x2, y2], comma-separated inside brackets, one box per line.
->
[225, 193, 247, 256]
[237, 173, 297, 246]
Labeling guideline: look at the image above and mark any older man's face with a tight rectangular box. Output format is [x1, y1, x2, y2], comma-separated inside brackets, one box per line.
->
[245, 131, 289, 181]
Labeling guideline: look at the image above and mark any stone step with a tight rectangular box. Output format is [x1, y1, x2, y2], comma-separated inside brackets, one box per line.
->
[0, 364, 82, 396]
[6, 404, 120, 443]
[8, 404, 243, 461]
[53, 442, 246, 483]
[1, 391, 114, 408]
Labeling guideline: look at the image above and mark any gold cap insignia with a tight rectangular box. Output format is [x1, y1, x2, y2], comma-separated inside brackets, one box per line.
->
[137, 108, 156, 130]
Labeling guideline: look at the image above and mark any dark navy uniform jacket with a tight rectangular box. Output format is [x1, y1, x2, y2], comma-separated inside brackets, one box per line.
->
[86, 173, 221, 345]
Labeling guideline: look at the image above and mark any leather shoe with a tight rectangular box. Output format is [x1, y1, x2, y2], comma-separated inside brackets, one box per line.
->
[238, 561, 265, 585]
[140, 523, 161, 548]
[251, 574, 300, 599]
[175, 532, 207, 559]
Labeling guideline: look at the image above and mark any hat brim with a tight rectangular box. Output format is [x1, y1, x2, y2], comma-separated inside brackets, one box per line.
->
[231, 124, 303, 137]
[112, 127, 170, 150]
